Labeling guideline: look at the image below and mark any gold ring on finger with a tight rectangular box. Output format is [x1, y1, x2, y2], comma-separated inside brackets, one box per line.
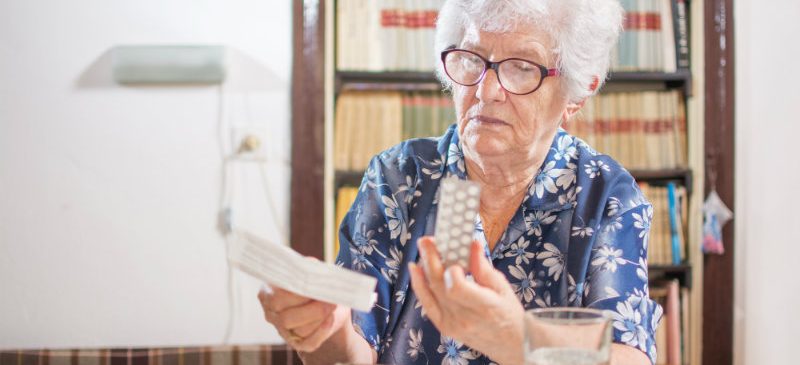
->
[288, 329, 304, 342]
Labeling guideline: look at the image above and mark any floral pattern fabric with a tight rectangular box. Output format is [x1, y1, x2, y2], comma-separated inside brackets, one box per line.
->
[336, 124, 662, 364]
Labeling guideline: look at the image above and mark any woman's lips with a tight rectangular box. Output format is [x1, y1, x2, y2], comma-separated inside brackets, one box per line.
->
[471, 115, 508, 126]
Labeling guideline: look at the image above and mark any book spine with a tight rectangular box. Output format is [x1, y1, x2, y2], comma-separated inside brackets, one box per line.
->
[402, 92, 413, 140]
[660, 0, 677, 72]
[658, 185, 669, 265]
[667, 182, 681, 264]
[672, 0, 690, 69]
[666, 280, 682, 365]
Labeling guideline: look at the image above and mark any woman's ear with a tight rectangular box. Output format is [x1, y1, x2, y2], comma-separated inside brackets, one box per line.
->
[588, 75, 600, 93]
[562, 99, 586, 123]
[561, 75, 600, 123]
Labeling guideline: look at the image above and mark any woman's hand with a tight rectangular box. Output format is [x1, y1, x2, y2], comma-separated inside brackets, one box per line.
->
[409, 237, 525, 365]
[257, 286, 350, 353]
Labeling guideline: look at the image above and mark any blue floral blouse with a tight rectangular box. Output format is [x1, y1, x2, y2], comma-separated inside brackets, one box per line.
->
[336, 124, 662, 364]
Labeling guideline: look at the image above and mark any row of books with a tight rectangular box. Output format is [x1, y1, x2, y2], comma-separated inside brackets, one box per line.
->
[336, 0, 690, 73]
[337, 182, 688, 267]
[611, 0, 690, 72]
[333, 91, 454, 172]
[566, 90, 687, 170]
[640, 182, 687, 266]
[651, 279, 690, 365]
[336, 0, 444, 71]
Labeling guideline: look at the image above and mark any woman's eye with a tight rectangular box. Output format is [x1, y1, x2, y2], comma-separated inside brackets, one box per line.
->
[513, 63, 535, 72]
[462, 58, 482, 68]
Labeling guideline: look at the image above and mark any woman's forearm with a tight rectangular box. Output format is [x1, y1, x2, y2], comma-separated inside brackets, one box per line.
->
[298, 320, 376, 365]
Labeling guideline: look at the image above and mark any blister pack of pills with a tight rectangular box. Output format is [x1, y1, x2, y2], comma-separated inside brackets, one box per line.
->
[434, 176, 481, 270]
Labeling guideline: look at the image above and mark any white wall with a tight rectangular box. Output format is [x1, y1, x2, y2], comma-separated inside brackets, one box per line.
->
[0, 0, 291, 349]
[734, 0, 800, 364]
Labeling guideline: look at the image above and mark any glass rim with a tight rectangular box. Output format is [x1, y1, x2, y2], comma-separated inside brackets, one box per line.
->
[526, 307, 611, 325]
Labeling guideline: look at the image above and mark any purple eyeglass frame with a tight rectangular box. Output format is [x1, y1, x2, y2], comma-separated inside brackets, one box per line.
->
[440, 48, 560, 95]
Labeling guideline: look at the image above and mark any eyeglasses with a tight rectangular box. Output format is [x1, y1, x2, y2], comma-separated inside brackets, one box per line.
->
[440, 48, 559, 95]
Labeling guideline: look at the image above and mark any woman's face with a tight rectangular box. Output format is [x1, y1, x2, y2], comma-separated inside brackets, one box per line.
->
[452, 21, 571, 162]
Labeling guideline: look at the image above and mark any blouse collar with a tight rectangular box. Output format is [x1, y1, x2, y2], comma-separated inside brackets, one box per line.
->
[438, 125, 579, 213]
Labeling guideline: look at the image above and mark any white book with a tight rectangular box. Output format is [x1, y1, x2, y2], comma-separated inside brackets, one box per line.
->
[335, 0, 345, 69]
[334, 94, 350, 170]
[660, 0, 678, 72]
[636, 0, 647, 70]
[412, 0, 423, 71]
[378, 0, 400, 71]
[404, 0, 417, 71]
[336, 0, 353, 70]
[366, 0, 383, 71]
[650, 0, 662, 71]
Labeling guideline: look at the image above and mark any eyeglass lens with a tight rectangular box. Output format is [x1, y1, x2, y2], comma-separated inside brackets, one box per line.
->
[443, 50, 544, 94]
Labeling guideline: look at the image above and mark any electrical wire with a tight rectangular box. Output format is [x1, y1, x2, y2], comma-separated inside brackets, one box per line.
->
[217, 81, 292, 343]
[217, 84, 238, 344]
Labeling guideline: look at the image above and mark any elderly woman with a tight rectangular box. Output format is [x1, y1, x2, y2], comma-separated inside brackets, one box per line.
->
[258, 0, 661, 364]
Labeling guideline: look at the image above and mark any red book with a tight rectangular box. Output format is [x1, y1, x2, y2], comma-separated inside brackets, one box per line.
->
[666, 280, 682, 365]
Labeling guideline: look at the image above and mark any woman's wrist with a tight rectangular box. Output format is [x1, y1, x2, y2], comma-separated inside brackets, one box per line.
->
[489, 322, 525, 365]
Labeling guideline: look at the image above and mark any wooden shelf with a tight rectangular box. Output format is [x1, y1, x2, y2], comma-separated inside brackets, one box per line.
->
[336, 168, 693, 193]
[337, 71, 440, 83]
[334, 170, 366, 190]
[607, 69, 691, 82]
[607, 69, 693, 96]
[630, 168, 693, 195]
[335, 69, 692, 94]
[649, 264, 693, 289]
[335, 71, 441, 92]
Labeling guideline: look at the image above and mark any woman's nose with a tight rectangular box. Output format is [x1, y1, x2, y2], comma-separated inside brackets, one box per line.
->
[475, 68, 506, 103]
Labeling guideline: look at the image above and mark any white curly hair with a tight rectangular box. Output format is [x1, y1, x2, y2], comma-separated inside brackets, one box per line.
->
[434, 0, 624, 102]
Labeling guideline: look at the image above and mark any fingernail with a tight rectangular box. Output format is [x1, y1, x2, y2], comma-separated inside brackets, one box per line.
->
[418, 241, 427, 259]
[260, 283, 273, 294]
[444, 267, 453, 290]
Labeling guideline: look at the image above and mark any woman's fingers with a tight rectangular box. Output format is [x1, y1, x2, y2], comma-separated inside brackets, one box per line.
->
[257, 285, 336, 349]
[417, 236, 446, 292]
[293, 314, 335, 352]
[290, 317, 322, 338]
[408, 262, 442, 324]
[280, 300, 336, 330]
[264, 286, 313, 312]
[468, 241, 509, 293]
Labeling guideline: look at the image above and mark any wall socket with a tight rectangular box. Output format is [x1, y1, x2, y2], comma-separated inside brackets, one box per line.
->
[230, 125, 269, 161]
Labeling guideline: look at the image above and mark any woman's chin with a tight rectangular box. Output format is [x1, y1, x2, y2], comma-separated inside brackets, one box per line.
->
[463, 136, 513, 158]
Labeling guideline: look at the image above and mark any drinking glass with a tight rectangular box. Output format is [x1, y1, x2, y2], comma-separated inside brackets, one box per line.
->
[524, 307, 612, 365]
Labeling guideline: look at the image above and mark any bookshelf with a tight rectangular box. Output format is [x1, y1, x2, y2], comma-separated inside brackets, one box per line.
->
[326, 3, 703, 365]
[335, 168, 693, 195]
[290, 0, 741, 363]
[337, 69, 694, 94]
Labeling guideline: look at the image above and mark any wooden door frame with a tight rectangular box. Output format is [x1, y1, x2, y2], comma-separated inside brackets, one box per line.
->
[702, 0, 736, 363]
[290, 0, 326, 260]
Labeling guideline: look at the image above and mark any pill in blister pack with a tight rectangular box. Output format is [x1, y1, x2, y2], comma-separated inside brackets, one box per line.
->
[434, 176, 481, 270]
